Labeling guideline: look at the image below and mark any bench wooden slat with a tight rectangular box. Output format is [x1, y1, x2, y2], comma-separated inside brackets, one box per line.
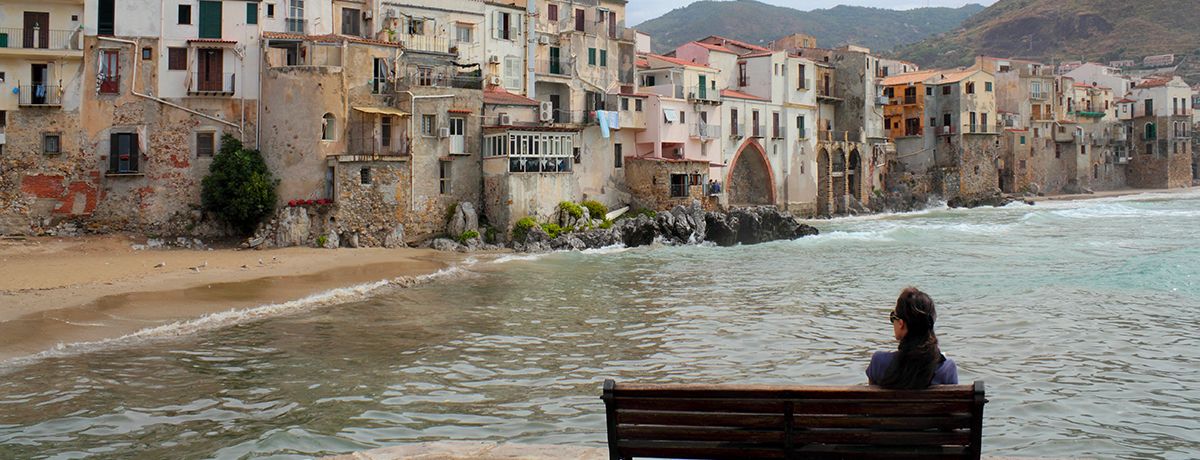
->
[610, 384, 975, 400]
[618, 410, 784, 429]
[797, 444, 969, 460]
[611, 398, 972, 416]
[616, 440, 786, 459]
[793, 429, 972, 446]
[618, 425, 784, 443]
[793, 400, 974, 416]
[793, 414, 973, 430]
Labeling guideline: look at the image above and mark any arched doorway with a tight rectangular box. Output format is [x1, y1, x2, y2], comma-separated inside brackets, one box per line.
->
[847, 149, 861, 204]
[832, 149, 846, 214]
[817, 149, 830, 215]
[728, 141, 775, 206]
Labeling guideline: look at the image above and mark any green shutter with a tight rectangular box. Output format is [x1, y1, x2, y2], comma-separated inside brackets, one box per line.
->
[588, 48, 596, 66]
[600, 49, 607, 67]
[247, 3, 258, 25]
[198, 1, 222, 39]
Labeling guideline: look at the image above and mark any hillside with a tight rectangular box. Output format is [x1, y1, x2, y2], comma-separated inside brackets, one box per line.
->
[634, 0, 985, 55]
[894, 0, 1200, 74]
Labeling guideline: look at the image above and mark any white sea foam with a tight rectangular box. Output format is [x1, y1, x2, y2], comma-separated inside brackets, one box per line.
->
[580, 244, 630, 255]
[490, 253, 549, 264]
[797, 230, 896, 243]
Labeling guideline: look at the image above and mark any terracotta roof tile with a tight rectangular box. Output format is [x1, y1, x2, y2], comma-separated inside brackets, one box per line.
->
[691, 42, 737, 54]
[720, 89, 769, 102]
[484, 88, 539, 106]
[704, 35, 770, 52]
[645, 53, 711, 69]
[881, 70, 940, 86]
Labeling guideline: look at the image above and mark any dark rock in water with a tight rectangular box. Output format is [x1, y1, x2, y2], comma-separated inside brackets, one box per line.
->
[704, 212, 738, 247]
[948, 193, 1014, 209]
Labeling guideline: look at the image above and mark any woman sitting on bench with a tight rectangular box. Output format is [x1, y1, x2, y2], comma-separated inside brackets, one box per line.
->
[867, 287, 958, 389]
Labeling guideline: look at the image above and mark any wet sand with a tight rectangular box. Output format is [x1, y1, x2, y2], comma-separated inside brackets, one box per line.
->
[0, 235, 465, 361]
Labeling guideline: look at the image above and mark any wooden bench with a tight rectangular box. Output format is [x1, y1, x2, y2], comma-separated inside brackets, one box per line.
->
[601, 379, 986, 460]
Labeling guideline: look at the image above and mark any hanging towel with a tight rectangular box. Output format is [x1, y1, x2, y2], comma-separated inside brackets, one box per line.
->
[608, 110, 619, 130]
[597, 110, 611, 138]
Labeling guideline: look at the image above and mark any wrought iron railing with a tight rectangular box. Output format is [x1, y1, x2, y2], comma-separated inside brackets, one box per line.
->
[18, 84, 61, 106]
[189, 72, 236, 94]
[0, 27, 79, 50]
[535, 58, 573, 76]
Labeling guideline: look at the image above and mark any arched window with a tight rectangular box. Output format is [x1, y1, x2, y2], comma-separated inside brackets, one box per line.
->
[1145, 122, 1156, 140]
[322, 113, 336, 140]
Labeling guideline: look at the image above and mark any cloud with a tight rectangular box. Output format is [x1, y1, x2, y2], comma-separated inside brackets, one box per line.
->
[627, 0, 998, 26]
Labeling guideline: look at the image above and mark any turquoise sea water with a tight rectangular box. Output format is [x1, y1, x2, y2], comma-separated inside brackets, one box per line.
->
[2, 190, 1199, 459]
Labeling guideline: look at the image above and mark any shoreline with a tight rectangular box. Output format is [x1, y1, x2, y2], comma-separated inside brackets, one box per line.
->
[0, 235, 472, 363]
[1032, 186, 1195, 203]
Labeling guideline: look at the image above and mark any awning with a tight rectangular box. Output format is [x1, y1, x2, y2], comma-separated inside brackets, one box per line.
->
[353, 106, 409, 116]
[663, 108, 679, 123]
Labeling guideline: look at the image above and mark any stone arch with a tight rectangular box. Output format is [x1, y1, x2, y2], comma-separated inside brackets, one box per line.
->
[848, 149, 862, 203]
[817, 148, 830, 215]
[832, 148, 846, 214]
[727, 139, 776, 206]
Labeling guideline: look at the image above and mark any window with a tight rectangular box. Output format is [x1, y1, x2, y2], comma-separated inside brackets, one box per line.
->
[772, 112, 781, 138]
[965, 82, 975, 94]
[1144, 99, 1153, 115]
[1145, 122, 1156, 140]
[588, 48, 596, 66]
[321, 113, 336, 140]
[548, 4, 558, 21]
[98, 0, 115, 35]
[635, 99, 643, 112]
[0, 111, 5, 127]
[266, 3, 275, 18]
[179, 4, 192, 24]
[942, 85, 951, 95]
[342, 8, 361, 36]
[422, 114, 436, 136]
[381, 116, 392, 147]
[943, 113, 951, 127]
[287, 0, 305, 34]
[985, 81, 993, 92]
[752, 110, 761, 137]
[620, 97, 629, 111]
[198, 0, 222, 39]
[196, 132, 215, 157]
[409, 18, 425, 35]
[247, 3, 258, 24]
[109, 132, 139, 173]
[981, 113, 988, 132]
[455, 24, 472, 43]
[797, 64, 806, 89]
[142, 47, 152, 60]
[670, 174, 689, 198]
[797, 115, 805, 138]
[168, 47, 187, 70]
[574, 8, 584, 32]
[642, 75, 655, 87]
[738, 62, 747, 86]
[599, 49, 607, 67]
[614, 143, 623, 168]
[503, 57, 522, 90]
[497, 12, 512, 40]
[43, 134, 61, 155]
[1020, 135, 1026, 145]
[439, 161, 451, 194]
[730, 108, 739, 135]
[99, 49, 120, 94]
[926, 87, 932, 96]
[360, 167, 371, 185]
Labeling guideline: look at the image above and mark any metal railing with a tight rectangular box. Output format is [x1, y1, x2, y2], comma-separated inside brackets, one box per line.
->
[669, 183, 689, 198]
[535, 58, 573, 76]
[405, 68, 482, 89]
[686, 86, 719, 103]
[369, 78, 395, 94]
[963, 123, 994, 134]
[350, 132, 410, 156]
[817, 85, 841, 100]
[1030, 91, 1049, 101]
[0, 27, 79, 50]
[689, 123, 720, 139]
[797, 78, 811, 90]
[189, 72, 236, 94]
[730, 122, 745, 138]
[396, 33, 451, 54]
[751, 123, 767, 138]
[552, 109, 597, 125]
[18, 84, 61, 106]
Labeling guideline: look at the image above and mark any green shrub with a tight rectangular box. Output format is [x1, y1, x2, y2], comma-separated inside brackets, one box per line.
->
[457, 230, 480, 244]
[316, 235, 328, 247]
[484, 226, 498, 243]
[201, 135, 278, 235]
[513, 216, 538, 241]
[599, 219, 614, 229]
[581, 200, 608, 220]
[558, 201, 584, 219]
[541, 223, 563, 239]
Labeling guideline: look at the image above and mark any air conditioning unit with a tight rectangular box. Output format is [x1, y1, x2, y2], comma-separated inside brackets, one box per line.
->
[497, 113, 511, 126]
[488, 75, 502, 85]
[538, 36, 550, 45]
[362, 10, 372, 20]
[539, 101, 554, 122]
[438, 127, 451, 138]
[487, 55, 501, 64]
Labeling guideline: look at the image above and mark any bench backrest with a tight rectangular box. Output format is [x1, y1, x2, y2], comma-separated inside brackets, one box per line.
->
[601, 380, 986, 460]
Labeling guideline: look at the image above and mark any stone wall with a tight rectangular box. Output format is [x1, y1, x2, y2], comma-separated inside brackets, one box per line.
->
[624, 157, 718, 212]
[956, 135, 1002, 199]
[333, 158, 409, 247]
[0, 105, 89, 234]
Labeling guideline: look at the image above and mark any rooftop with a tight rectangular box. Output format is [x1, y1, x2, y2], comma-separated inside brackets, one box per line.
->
[483, 87, 539, 107]
[880, 70, 941, 87]
[720, 89, 769, 102]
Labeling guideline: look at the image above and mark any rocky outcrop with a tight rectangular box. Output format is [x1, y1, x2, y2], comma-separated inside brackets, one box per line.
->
[448, 202, 479, 239]
[508, 201, 818, 252]
[947, 192, 1014, 209]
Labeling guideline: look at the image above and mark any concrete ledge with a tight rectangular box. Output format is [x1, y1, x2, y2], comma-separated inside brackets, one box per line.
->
[324, 442, 1091, 460]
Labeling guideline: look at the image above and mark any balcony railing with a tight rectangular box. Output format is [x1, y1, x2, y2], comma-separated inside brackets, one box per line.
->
[188, 72, 236, 94]
[751, 124, 767, 138]
[405, 68, 482, 89]
[936, 125, 957, 136]
[963, 123, 995, 135]
[535, 58, 573, 76]
[350, 132, 410, 157]
[1030, 91, 1049, 101]
[18, 84, 61, 106]
[797, 78, 811, 91]
[686, 86, 720, 103]
[730, 122, 745, 138]
[552, 110, 597, 125]
[817, 85, 842, 101]
[819, 129, 864, 142]
[369, 78, 395, 94]
[285, 18, 307, 34]
[689, 123, 720, 140]
[395, 33, 451, 54]
[0, 27, 80, 51]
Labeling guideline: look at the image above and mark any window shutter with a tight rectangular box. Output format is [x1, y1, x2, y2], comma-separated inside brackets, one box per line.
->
[588, 48, 596, 65]
[198, 1, 223, 39]
[129, 134, 140, 172]
[492, 12, 500, 40]
[109, 133, 120, 172]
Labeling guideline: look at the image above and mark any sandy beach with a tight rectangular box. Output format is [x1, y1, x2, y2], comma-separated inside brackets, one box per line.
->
[0, 235, 466, 361]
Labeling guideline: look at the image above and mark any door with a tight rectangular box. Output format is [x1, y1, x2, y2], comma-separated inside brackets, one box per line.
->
[449, 117, 465, 154]
[198, 1, 223, 39]
[23, 12, 50, 49]
[698, 75, 707, 100]
[549, 47, 560, 75]
[574, 9, 584, 32]
[699, 111, 709, 138]
[550, 94, 562, 123]
[198, 49, 223, 91]
[31, 64, 48, 104]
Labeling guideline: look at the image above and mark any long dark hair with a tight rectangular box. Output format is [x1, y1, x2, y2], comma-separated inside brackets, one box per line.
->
[879, 287, 943, 389]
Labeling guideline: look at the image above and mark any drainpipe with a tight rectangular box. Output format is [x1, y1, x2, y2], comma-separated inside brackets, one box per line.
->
[98, 36, 241, 132]
[400, 91, 455, 211]
[526, 0, 537, 98]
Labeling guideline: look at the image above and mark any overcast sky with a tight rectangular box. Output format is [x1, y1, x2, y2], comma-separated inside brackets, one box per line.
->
[628, 0, 1000, 26]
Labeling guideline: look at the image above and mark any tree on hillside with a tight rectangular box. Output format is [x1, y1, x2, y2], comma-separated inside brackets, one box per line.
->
[201, 134, 278, 235]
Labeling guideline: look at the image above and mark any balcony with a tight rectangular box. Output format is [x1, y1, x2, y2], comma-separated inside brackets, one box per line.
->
[535, 58, 573, 77]
[685, 86, 720, 104]
[405, 68, 482, 90]
[750, 124, 767, 138]
[553, 110, 597, 126]
[285, 18, 307, 35]
[395, 33, 451, 54]
[188, 73, 236, 95]
[817, 85, 842, 102]
[689, 123, 720, 140]
[1053, 129, 1077, 143]
[935, 125, 957, 136]
[350, 133, 410, 157]
[730, 123, 745, 138]
[797, 78, 811, 91]
[819, 129, 864, 143]
[1030, 91, 1049, 101]
[962, 124, 996, 135]
[0, 27, 81, 52]
[17, 84, 61, 106]
[618, 107, 645, 130]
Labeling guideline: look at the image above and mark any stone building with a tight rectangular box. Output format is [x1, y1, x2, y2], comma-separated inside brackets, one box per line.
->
[1120, 77, 1193, 189]
[919, 69, 1001, 199]
[881, 70, 938, 141]
[0, 0, 86, 234]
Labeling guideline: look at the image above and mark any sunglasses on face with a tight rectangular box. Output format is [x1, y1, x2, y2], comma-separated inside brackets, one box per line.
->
[889, 311, 900, 324]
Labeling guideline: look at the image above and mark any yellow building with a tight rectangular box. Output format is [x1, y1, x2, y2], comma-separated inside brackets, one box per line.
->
[880, 69, 939, 140]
